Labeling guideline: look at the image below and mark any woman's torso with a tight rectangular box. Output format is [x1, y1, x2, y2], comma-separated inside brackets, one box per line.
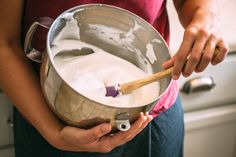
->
[22, 0, 169, 43]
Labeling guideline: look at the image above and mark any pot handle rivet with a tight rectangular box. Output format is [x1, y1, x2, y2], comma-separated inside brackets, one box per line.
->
[115, 112, 130, 131]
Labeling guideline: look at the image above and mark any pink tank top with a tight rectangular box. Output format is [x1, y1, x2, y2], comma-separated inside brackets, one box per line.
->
[22, 0, 178, 117]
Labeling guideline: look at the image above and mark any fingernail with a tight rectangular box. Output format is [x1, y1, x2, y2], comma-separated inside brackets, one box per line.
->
[172, 75, 178, 80]
[101, 125, 111, 133]
[211, 61, 217, 65]
[148, 115, 153, 121]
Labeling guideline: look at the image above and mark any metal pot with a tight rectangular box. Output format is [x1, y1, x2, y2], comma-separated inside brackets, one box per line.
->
[24, 4, 172, 131]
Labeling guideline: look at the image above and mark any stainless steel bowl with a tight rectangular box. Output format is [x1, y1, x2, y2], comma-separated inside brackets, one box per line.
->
[25, 4, 172, 131]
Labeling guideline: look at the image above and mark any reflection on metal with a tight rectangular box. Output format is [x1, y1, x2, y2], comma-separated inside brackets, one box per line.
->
[115, 112, 131, 131]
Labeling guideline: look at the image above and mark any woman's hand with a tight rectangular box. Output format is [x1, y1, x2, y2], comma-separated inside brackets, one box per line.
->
[163, 7, 229, 80]
[48, 113, 152, 153]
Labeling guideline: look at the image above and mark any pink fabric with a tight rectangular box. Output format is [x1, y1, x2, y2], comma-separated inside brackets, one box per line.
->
[22, 0, 170, 49]
[150, 80, 178, 117]
[22, 0, 178, 117]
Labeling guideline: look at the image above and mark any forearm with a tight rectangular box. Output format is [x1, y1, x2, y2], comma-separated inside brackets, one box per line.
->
[173, 0, 218, 28]
[0, 44, 63, 145]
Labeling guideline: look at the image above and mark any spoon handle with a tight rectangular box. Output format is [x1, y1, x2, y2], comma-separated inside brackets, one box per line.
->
[119, 67, 173, 94]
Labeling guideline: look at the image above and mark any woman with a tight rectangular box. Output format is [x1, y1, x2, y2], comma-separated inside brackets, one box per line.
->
[0, 0, 228, 157]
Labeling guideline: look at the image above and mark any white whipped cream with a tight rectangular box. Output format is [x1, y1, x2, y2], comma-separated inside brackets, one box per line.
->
[51, 16, 160, 107]
[52, 40, 160, 107]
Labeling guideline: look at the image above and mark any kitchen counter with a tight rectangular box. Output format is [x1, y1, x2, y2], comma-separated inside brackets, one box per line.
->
[167, 0, 236, 54]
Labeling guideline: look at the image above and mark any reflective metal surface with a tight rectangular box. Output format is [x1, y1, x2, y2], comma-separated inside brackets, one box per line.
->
[26, 4, 172, 131]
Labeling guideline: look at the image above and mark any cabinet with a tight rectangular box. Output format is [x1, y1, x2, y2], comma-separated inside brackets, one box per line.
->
[0, 90, 15, 157]
[167, 0, 236, 156]
[178, 54, 236, 157]
[184, 104, 236, 157]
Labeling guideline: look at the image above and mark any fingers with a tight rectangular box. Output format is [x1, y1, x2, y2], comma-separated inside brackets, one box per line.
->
[78, 123, 112, 143]
[113, 112, 152, 143]
[58, 113, 153, 153]
[171, 26, 229, 80]
[195, 34, 218, 72]
[62, 123, 112, 144]
[112, 113, 152, 143]
[211, 40, 229, 65]
[172, 26, 196, 79]
[162, 55, 175, 69]
[91, 113, 153, 153]
[183, 28, 208, 76]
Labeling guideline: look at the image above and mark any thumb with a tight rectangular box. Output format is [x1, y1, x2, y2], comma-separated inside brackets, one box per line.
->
[79, 123, 112, 143]
[162, 55, 175, 69]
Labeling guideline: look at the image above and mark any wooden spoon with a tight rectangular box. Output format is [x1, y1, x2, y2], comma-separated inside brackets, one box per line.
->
[105, 67, 173, 97]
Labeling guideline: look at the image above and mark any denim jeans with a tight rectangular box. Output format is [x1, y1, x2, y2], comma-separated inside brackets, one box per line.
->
[14, 96, 184, 157]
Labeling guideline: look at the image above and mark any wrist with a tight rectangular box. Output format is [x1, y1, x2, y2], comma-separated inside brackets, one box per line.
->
[30, 104, 65, 147]
[188, 7, 219, 29]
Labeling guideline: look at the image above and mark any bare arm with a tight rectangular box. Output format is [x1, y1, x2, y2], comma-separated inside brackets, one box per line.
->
[0, 0, 66, 147]
[164, 0, 229, 79]
[173, 0, 218, 28]
[0, 0, 152, 152]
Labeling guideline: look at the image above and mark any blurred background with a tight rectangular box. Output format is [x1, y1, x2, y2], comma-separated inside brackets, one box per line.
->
[167, 0, 236, 156]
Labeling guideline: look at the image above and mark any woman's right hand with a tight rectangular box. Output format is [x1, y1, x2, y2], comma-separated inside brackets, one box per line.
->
[49, 113, 152, 153]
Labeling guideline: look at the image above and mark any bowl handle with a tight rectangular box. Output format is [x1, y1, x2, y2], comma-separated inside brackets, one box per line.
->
[115, 112, 131, 131]
[24, 17, 54, 63]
